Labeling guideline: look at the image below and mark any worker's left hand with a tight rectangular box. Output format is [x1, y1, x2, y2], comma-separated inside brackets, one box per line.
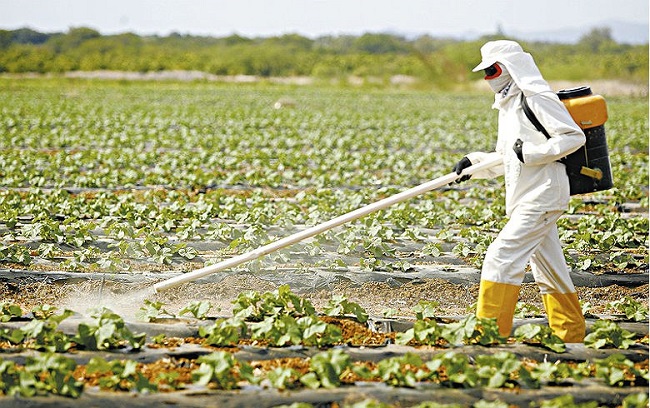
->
[513, 139, 524, 163]
[452, 156, 473, 183]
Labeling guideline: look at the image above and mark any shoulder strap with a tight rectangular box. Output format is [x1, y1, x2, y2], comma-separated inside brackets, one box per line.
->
[521, 94, 551, 139]
[521, 94, 573, 167]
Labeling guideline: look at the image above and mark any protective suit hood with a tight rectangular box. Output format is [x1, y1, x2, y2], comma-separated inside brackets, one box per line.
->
[473, 40, 551, 97]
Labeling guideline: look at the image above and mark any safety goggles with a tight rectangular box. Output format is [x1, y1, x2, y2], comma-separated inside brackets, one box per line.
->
[484, 63, 502, 80]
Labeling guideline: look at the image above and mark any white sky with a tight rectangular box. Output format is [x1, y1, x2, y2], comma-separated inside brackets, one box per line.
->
[0, 0, 648, 39]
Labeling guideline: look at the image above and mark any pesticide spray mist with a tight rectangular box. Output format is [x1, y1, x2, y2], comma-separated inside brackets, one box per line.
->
[56, 160, 502, 319]
[58, 279, 158, 320]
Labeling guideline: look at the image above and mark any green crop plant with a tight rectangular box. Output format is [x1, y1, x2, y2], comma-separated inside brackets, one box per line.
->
[621, 393, 649, 408]
[396, 318, 443, 346]
[0, 303, 22, 322]
[24, 354, 84, 398]
[136, 300, 176, 322]
[514, 302, 543, 318]
[0, 358, 21, 396]
[373, 352, 428, 388]
[412, 300, 440, 320]
[250, 315, 304, 346]
[0, 244, 32, 265]
[1, 309, 648, 400]
[558, 213, 649, 271]
[249, 314, 342, 347]
[584, 320, 638, 350]
[20, 308, 74, 353]
[532, 395, 598, 408]
[397, 315, 505, 347]
[425, 351, 478, 388]
[300, 348, 355, 389]
[441, 315, 505, 346]
[232, 285, 316, 321]
[474, 352, 537, 389]
[74, 307, 146, 351]
[298, 315, 343, 347]
[198, 317, 247, 347]
[20, 215, 65, 244]
[191, 351, 255, 390]
[0, 304, 24, 345]
[0, 354, 84, 398]
[0, 327, 23, 345]
[593, 354, 649, 387]
[85, 357, 158, 393]
[528, 360, 590, 385]
[514, 324, 566, 353]
[323, 294, 369, 323]
[266, 366, 301, 390]
[179, 300, 215, 319]
[606, 296, 649, 322]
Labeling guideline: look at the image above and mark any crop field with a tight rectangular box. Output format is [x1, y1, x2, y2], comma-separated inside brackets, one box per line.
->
[0, 78, 648, 407]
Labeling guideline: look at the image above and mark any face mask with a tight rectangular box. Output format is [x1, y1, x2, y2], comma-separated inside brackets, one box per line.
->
[484, 63, 512, 93]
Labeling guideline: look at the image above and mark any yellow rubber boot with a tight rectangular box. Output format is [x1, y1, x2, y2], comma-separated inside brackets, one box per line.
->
[542, 292, 586, 343]
[476, 280, 520, 338]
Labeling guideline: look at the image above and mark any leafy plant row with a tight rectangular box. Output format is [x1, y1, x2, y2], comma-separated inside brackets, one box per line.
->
[0, 348, 647, 399]
[140, 285, 648, 351]
[283, 393, 649, 408]
[1, 184, 646, 273]
[0, 305, 146, 353]
[1, 286, 647, 355]
[0, 287, 647, 401]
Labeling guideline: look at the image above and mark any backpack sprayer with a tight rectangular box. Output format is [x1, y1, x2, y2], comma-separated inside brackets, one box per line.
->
[153, 156, 502, 293]
[523, 86, 613, 195]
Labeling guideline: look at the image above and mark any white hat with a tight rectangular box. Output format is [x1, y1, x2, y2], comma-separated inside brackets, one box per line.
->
[472, 40, 525, 72]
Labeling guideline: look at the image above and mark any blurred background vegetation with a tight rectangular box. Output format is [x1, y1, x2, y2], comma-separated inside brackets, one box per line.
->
[0, 27, 647, 88]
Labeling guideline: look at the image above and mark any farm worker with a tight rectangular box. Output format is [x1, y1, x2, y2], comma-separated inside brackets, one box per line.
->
[452, 40, 586, 342]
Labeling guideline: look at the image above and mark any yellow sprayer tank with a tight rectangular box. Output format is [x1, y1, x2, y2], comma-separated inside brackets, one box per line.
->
[558, 86, 614, 195]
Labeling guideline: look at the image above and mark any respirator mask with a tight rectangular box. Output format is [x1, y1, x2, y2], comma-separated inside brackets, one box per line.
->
[484, 63, 512, 93]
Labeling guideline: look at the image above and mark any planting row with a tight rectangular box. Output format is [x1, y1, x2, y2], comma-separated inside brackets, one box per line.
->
[0, 347, 648, 399]
[1, 285, 647, 355]
[1, 185, 647, 275]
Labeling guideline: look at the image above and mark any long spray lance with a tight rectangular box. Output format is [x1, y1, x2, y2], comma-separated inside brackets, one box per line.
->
[153, 155, 502, 293]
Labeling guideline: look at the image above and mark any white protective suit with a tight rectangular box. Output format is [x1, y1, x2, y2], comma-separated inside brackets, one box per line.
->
[464, 40, 587, 342]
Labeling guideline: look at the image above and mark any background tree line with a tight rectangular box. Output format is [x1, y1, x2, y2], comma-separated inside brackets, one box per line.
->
[0, 27, 646, 86]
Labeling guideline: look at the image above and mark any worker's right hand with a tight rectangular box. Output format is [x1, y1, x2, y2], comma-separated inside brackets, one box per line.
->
[452, 156, 473, 183]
